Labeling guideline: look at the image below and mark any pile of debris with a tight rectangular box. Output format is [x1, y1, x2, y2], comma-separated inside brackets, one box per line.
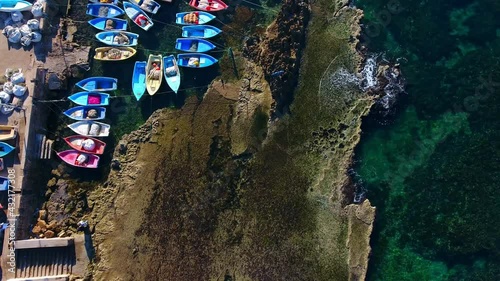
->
[31, 209, 64, 238]
[0, 0, 45, 47]
[0, 68, 27, 114]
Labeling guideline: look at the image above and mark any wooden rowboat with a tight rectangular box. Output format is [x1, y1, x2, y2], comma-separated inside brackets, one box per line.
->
[64, 135, 106, 155]
[132, 61, 147, 101]
[94, 46, 137, 61]
[86, 3, 124, 18]
[0, 0, 32, 12]
[57, 150, 100, 168]
[146, 54, 163, 96]
[163, 55, 181, 94]
[0, 125, 17, 141]
[124, 1, 154, 31]
[63, 106, 106, 121]
[175, 38, 216, 53]
[88, 18, 128, 31]
[181, 25, 222, 39]
[95, 31, 139, 47]
[76, 77, 118, 92]
[175, 11, 215, 25]
[68, 121, 110, 137]
[68, 92, 110, 106]
[0, 142, 15, 158]
[177, 53, 218, 68]
[188, 0, 228, 12]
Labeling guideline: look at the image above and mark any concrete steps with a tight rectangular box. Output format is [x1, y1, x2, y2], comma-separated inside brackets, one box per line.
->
[15, 246, 76, 278]
[35, 134, 53, 160]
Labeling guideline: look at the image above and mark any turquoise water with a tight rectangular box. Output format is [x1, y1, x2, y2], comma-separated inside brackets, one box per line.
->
[355, 0, 500, 280]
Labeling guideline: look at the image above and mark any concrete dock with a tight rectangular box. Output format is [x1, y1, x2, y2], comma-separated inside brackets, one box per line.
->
[0, 6, 90, 280]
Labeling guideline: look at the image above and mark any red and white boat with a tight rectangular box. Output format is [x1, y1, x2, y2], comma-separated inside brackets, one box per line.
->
[189, 0, 228, 12]
[63, 135, 106, 155]
[57, 150, 100, 169]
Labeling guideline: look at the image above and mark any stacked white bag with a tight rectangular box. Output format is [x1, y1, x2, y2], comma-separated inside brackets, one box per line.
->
[1, 4, 43, 46]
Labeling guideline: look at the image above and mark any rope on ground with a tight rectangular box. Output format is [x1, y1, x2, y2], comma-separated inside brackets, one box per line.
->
[32, 84, 213, 103]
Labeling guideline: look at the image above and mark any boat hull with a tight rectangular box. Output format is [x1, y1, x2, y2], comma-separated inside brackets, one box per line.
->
[175, 38, 216, 53]
[181, 25, 222, 39]
[146, 54, 163, 96]
[96, 31, 139, 47]
[175, 12, 215, 25]
[86, 3, 125, 18]
[68, 121, 111, 137]
[124, 1, 154, 31]
[64, 135, 106, 155]
[0, 125, 17, 141]
[177, 53, 218, 68]
[64, 106, 106, 121]
[163, 55, 181, 94]
[68, 92, 110, 106]
[0, 0, 32, 12]
[57, 150, 100, 168]
[132, 61, 147, 100]
[188, 0, 228, 12]
[76, 77, 118, 92]
[88, 18, 128, 31]
[0, 142, 15, 158]
[94, 46, 137, 61]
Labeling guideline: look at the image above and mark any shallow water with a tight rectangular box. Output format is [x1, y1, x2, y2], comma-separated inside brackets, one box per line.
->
[355, 0, 500, 279]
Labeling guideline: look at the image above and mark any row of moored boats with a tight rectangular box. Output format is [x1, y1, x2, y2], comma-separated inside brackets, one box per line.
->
[57, 77, 118, 169]
[57, 0, 229, 168]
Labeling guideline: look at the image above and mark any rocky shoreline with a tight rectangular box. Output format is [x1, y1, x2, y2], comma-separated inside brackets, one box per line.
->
[32, 0, 391, 280]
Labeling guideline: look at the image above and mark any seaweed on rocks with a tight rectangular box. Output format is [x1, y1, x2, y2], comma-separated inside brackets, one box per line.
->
[243, 0, 310, 116]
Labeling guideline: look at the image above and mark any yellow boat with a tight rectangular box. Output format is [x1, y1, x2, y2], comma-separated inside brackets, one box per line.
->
[146, 54, 163, 95]
[0, 125, 17, 141]
[93, 46, 137, 61]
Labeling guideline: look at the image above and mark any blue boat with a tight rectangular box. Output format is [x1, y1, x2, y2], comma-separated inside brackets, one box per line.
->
[162, 55, 181, 94]
[0, 0, 32, 12]
[177, 53, 218, 68]
[0, 142, 14, 158]
[132, 61, 146, 101]
[86, 3, 124, 18]
[96, 31, 139, 47]
[181, 25, 222, 39]
[88, 18, 128, 31]
[64, 106, 107, 121]
[0, 176, 9, 191]
[175, 12, 215, 25]
[68, 92, 110, 106]
[123, 1, 154, 31]
[76, 77, 118, 92]
[175, 38, 216, 53]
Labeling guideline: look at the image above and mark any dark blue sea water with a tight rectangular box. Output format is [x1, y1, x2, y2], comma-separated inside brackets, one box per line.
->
[355, 0, 500, 279]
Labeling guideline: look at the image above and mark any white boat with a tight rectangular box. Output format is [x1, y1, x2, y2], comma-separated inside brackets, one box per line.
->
[68, 121, 110, 137]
